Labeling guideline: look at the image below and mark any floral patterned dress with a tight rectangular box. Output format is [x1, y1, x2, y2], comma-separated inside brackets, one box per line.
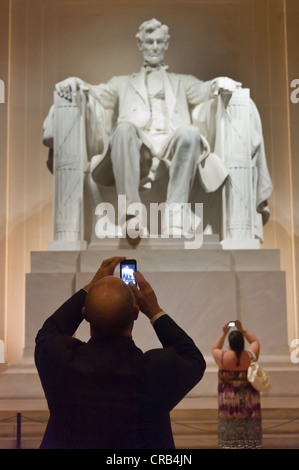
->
[218, 369, 262, 449]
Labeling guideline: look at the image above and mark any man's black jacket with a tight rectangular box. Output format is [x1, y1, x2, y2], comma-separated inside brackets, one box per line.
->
[35, 289, 206, 449]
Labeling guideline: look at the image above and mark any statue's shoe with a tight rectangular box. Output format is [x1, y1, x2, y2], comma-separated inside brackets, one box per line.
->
[122, 215, 148, 246]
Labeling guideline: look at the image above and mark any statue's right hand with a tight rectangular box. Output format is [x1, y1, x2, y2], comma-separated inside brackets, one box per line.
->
[55, 77, 85, 101]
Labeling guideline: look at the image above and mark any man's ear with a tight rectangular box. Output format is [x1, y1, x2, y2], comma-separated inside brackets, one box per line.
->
[82, 306, 89, 321]
[133, 304, 139, 321]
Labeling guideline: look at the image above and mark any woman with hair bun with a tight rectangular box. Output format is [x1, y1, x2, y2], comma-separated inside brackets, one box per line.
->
[212, 320, 262, 449]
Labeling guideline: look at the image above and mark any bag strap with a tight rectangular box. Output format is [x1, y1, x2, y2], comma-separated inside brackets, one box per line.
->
[247, 349, 257, 362]
[220, 350, 225, 365]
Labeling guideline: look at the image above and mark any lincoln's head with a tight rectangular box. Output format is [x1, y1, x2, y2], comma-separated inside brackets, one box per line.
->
[136, 18, 170, 68]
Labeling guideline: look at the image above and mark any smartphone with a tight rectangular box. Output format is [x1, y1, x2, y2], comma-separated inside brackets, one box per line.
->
[120, 259, 137, 285]
[228, 321, 235, 327]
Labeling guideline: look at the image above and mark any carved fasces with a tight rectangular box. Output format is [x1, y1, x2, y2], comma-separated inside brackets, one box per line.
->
[193, 88, 272, 248]
[50, 91, 88, 249]
[215, 89, 256, 244]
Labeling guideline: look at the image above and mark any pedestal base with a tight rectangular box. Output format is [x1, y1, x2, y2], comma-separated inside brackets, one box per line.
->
[221, 238, 260, 250]
[48, 240, 87, 251]
[0, 242, 298, 412]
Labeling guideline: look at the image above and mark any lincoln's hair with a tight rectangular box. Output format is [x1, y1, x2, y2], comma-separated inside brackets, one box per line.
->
[136, 18, 170, 45]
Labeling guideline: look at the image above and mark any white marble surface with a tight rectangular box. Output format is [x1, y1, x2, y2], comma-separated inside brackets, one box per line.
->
[25, 272, 75, 352]
[45, 20, 272, 249]
[30, 251, 81, 273]
[74, 270, 288, 356]
[26, 248, 287, 358]
[0, 247, 296, 408]
[30, 247, 281, 273]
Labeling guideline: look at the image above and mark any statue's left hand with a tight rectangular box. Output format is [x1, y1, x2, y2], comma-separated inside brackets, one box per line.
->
[212, 77, 242, 95]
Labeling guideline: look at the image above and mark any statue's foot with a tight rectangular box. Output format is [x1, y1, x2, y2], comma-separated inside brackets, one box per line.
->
[123, 215, 148, 246]
[161, 204, 202, 238]
[161, 226, 192, 238]
[139, 177, 152, 191]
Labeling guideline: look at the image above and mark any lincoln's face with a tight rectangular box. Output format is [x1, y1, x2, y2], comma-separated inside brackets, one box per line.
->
[138, 28, 169, 67]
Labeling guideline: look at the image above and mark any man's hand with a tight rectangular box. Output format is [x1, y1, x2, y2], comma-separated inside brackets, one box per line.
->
[55, 77, 89, 101]
[129, 271, 163, 320]
[83, 256, 126, 292]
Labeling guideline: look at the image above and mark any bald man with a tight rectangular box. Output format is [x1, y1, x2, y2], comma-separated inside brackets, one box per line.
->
[35, 256, 206, 449]
[83, 276, 139, 339]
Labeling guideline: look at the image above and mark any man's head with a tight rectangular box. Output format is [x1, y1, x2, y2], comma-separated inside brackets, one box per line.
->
[136, 18, 170, 67]
[82, 276, 139, 339]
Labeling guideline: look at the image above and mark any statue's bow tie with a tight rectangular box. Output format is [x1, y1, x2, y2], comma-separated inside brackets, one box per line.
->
[143, 63, 168, 73]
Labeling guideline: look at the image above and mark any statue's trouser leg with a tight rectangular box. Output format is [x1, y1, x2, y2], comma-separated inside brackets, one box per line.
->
[166, 125, 201, 204]
[109, 122, 150, 213]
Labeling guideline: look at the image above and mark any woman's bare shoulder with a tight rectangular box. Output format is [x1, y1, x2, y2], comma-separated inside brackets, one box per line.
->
[220, 350, 251, 370]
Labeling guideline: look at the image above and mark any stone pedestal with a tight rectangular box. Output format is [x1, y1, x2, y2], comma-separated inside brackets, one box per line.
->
[0, 238, 298, 411]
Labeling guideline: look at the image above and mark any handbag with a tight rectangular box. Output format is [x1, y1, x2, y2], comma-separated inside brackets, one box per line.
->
[247, 350, 271, 392]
